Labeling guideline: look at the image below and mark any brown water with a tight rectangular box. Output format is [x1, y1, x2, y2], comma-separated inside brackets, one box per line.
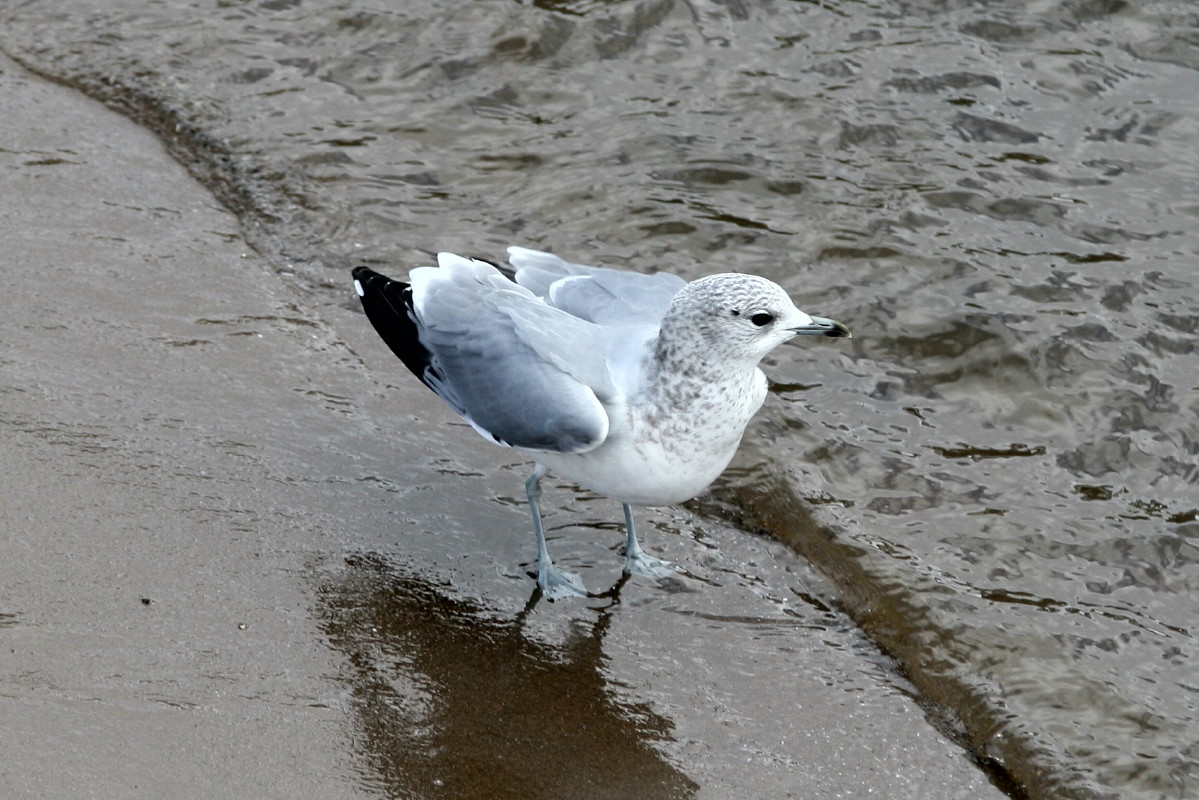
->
[2, 1, 1196, 798]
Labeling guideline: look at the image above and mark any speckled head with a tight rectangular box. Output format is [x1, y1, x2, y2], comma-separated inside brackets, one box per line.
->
[659, 273, 847, 366]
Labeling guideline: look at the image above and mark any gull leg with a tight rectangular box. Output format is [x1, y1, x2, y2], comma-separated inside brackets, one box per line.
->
[621, 504, 675, 578]
[526, 465, 588, 599]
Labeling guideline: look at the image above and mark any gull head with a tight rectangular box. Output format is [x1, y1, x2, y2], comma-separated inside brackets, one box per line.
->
[663, 273, 851, 364]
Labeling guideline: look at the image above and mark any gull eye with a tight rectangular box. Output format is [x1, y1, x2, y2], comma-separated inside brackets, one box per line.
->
[750, 312, 774, 327]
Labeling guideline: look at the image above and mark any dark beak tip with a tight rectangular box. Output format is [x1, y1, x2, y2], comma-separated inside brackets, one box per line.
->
[788, 317, 851, 339]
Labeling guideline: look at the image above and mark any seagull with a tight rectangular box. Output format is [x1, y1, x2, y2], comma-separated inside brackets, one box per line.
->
[352, 247, 850, 599]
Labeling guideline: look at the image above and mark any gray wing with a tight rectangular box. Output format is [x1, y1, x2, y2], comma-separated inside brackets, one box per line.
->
[409, 255, 612, 453]
[507, 246, 685, 326]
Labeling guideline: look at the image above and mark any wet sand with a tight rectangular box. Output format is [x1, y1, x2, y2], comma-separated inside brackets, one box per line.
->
[0, 51, 1006, 799]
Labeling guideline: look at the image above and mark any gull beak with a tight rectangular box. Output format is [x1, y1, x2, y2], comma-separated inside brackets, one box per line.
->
[791, 316, 852, 338]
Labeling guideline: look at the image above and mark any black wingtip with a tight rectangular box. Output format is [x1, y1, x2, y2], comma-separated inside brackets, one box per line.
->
[351, 266, 406, 308]
[351, 265, 385, 296]
[350, 266, 433, 381]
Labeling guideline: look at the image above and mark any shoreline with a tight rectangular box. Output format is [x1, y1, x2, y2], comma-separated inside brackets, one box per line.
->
[0, 50, 1006, 799]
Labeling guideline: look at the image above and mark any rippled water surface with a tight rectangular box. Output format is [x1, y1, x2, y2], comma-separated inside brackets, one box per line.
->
[3, 1, 1196, 797]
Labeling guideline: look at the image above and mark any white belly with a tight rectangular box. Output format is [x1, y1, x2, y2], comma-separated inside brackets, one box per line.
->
[526, 374, 765, 506]
[531, 433, 739, 505]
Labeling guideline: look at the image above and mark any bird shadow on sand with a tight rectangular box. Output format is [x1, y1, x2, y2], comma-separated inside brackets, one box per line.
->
[312, 552, 697, 800]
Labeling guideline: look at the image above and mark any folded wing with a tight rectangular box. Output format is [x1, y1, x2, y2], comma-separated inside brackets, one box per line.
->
[507, 246, 685, 326]
[353, 255, 612, 454]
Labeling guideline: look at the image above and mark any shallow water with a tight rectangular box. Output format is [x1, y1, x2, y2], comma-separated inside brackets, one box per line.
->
[2, 1, 1196, 797]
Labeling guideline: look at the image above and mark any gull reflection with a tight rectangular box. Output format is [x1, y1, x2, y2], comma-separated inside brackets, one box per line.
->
[315, 553, 697, 800]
